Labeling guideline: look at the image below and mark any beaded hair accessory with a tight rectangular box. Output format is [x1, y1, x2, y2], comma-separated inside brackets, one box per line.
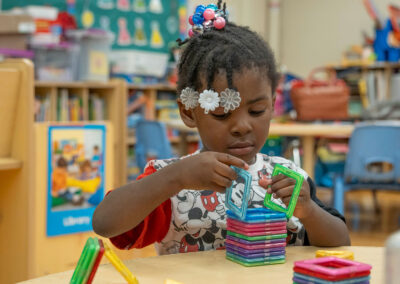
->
[188, 2, 228, 38]
[180, 87, 241, 114]
[179, 2, 238, 114]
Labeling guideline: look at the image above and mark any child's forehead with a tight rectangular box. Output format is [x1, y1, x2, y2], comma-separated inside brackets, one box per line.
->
[200, 67, 272, 97]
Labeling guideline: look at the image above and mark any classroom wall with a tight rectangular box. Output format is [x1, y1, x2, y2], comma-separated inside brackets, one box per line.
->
[2, 0, 395, 78]
[280, 0, 393, 77]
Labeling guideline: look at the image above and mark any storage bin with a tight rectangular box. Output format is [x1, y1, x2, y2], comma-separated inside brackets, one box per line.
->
[66, 29, 113, 82]
[32, 42, 79, 81]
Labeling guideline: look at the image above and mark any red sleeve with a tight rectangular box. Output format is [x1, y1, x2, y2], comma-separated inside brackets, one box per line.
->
[110, 162, 172, 250]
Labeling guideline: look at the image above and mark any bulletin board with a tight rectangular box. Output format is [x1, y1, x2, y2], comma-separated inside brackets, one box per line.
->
[1, 0, 187, 54]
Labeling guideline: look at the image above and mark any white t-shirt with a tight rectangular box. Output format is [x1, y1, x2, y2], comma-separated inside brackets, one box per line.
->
[151, 152, 309, 255]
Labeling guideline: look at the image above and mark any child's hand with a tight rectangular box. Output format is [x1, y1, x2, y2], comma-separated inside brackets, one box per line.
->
[259, 174, 313, 219]
[175, 152, 249, 193]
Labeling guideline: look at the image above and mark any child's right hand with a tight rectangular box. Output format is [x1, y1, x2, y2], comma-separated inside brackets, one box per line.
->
[174, 152, 249, 193]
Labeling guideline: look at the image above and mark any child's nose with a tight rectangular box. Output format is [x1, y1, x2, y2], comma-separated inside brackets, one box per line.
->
[231, 119, 252, 136]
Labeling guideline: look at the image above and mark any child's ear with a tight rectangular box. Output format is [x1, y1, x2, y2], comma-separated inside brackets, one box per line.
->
[177, 101, 197, 128]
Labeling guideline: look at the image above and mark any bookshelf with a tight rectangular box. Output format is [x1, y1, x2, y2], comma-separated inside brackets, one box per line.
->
[332, 62, 400, 117]
[127, 83, 177, 120]
[126, 83, 200, 181]
[34, 80, 127, 187]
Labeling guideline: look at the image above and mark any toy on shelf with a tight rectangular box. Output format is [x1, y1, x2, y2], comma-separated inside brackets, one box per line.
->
[264, 164, 304, 219]
[316, 250, 354, 260]
[293, 256, 372, 283]
[363, 1, 400, 62]
[70, 237, 139, 284]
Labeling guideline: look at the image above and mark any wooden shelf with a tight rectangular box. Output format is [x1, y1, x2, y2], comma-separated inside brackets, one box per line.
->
[330, 62, 400, 71]
[35, 81, 118, 89]
[128, 83, 176, 92]
[34, 120, 111, 125]
[0, 158, 22, 170]
[34, 80, 127, 187]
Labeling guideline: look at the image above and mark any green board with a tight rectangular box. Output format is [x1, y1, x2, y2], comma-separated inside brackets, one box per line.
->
[1, 0, 186, 54]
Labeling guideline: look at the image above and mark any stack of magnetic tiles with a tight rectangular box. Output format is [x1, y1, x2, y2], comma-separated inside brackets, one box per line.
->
[293, 256, 372, 284]
[225, 207, 288, 267]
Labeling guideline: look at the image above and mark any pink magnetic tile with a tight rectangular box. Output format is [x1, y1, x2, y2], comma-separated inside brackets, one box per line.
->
[294, 256, 372, 279]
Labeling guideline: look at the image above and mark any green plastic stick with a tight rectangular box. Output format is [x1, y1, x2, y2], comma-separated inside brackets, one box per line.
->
[263, 164, 304, 219]
[70, 237, 100, 284]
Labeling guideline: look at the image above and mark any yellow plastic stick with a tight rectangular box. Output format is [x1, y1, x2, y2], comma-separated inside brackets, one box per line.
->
[316, 249, 354, 260]
[104, 242, 139, 284]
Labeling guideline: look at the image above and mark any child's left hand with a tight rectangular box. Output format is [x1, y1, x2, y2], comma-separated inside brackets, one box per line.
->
[259, 174, 314, 220]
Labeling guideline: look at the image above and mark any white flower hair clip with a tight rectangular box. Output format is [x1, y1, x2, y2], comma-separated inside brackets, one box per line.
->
[179, 87, 241, 114]
[220, 88, 241, 113]
[179, 87, 199, 110]
[199, 90, 220, 114]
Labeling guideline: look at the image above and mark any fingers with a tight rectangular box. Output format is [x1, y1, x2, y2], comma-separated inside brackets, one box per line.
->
[281, 196, 292, 206]
[271, 186, 293, 200]
[271, 175, 296, 192]
[212, 184, 228, 193]
[217, 153, 249, 170]
[215, 163, 238, 181]
[258, 178, 272, 189]
[212, 173, 233, 188]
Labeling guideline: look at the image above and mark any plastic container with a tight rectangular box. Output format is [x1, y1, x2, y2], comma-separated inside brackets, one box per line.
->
[385, 229, 400, 284]
[67, 29, 113, 82]
[32, 42, 79, 81]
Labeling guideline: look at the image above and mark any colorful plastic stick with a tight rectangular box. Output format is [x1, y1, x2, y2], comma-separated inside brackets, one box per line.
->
[225, 166, 252, 220]
[87, 239, 105, 284]
[104, 241, 139, 284]
[263, 164, 304, 219]
[70, 237, 100, 284]
[315, 249, 354, 260]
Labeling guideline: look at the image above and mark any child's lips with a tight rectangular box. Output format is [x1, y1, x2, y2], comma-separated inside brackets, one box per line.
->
[228, 142, 255, 156]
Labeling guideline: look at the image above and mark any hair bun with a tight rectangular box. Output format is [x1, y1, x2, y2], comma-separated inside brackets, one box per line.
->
[187, 2, 228, 38]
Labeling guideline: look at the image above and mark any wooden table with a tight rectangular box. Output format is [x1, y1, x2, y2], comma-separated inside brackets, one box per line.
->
[20, 246, 383, 283]
[164, 121, 355, 178]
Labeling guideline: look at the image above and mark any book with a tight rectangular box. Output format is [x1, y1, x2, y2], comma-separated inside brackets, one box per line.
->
[34, 94, 51, 122]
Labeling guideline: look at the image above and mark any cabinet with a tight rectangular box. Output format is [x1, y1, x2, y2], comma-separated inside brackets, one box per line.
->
[0, 59, 132, 283]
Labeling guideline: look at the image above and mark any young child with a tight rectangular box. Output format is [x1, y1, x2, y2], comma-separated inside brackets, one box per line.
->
[93, 1, 350, 254]
[52, 156, 68, 197]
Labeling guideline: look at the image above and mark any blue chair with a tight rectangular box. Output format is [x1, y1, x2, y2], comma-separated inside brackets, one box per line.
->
[333, 122, 400, 215]
[135, 120, 173, 172]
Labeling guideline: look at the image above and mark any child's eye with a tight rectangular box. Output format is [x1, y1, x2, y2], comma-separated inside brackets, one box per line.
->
[211, 112, 230, 119]
[249, 110, 266, 115]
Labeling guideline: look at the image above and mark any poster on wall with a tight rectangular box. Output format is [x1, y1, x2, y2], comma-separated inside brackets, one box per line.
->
[47, 125, 106, 237]
[1, 0, 185, 53]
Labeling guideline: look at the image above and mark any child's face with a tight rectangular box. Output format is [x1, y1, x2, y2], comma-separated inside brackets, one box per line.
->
[83, 165, 92, 174]
[180, 67, 274, 165]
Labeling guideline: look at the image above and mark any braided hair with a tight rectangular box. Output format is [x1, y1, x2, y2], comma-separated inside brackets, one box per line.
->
[177, 1, 279, 97]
